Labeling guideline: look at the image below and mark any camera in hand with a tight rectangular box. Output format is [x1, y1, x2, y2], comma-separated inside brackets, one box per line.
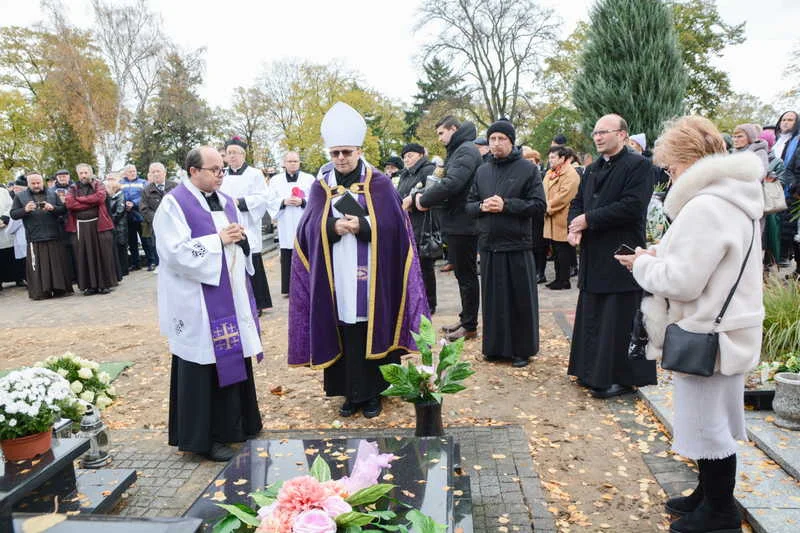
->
[37, 201, 46, 209]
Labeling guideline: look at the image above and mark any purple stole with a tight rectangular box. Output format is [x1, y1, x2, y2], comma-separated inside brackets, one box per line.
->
[172, 183, 262, 387]
[324, 165, 369, 319]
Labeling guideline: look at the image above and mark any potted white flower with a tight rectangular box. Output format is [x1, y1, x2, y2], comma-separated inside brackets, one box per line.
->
[39, 352, 116, 412]
[0, 367, 82, 461]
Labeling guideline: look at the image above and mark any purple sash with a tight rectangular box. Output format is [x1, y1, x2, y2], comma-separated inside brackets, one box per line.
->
[172, 183, 261, 387]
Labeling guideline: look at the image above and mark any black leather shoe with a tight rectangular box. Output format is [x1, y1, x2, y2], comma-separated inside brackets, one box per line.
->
[575, 378, 590, 388]
[590, 384, 634, 399]
[83, 288, 97, 296]
[441, 321, 462, 333]
[570, 266, 579, 277]
[511, 358, 529, 368]
[339, 399, 359, 417]
[362, 398, 382, 419]
[536, 274, 547, 284]
[445, 327, 477, 342]
[98, 288, 111, 295]
[546, 280, 571, 290]
[205, 442, 236, 462]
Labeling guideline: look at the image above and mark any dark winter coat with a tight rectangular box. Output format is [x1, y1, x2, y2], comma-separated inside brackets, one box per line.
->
[397, 157, 437, 244]
[108, 191, 128, 246]
[9, 188, 66, 242]
[140, 181, 177, 224]
[568, 148, 654, 293]
[418, 122, 482, 235]
[465, 148, 547, 252]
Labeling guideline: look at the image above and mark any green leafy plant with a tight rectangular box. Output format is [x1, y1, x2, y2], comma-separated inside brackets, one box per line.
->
[380, 315, 475, 404]
[762, 278, 800, 363]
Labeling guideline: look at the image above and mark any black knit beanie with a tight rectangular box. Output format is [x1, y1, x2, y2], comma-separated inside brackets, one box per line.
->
[486, 120, 516, 145]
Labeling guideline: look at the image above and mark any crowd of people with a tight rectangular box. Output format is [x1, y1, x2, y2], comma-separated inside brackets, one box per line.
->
[1, 103, 799, 533]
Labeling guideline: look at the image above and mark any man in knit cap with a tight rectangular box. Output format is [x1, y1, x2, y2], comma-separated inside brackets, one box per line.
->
[466, 119, 546, 367]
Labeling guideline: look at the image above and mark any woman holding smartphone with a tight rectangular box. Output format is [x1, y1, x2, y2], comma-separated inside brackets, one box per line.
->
[616, 116, 763, 533]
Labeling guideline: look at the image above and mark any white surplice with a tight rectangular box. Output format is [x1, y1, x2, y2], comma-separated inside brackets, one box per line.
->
[266, 171, 315, 249]
[154, 181, 261, 365]
[323, 168, 372, 325]
[219, 165, 270, 253]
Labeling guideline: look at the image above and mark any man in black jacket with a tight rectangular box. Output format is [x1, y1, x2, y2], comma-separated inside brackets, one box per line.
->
[566, 114, 656, 398]
[466, 120, 546, 367]
[399, 143, 438, 313]
[416, 116, 482, 341]
[10, 172, 73, 300]
[140, 162, 176, 272]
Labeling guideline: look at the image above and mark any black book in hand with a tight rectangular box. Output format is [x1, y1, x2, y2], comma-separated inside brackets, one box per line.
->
[333, 193, 366, 217]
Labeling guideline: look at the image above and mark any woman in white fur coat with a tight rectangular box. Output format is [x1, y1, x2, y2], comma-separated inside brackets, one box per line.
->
[616, 116, 763, 533]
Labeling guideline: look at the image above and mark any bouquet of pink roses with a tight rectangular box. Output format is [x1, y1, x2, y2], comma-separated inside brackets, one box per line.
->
[213, 440, 444, 533]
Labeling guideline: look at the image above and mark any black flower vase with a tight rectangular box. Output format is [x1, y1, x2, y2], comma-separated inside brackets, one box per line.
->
[414, 399, 444, 437]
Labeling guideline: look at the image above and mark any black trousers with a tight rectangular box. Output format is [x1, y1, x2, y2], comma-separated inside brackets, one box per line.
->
[552, 241, 575, 282]
[419, 255, 437, 311]
[127, 219, 143, 268]
[448, 234, 479, 331]
[250, 252, 272, 309]
[280, 248, 292, 295]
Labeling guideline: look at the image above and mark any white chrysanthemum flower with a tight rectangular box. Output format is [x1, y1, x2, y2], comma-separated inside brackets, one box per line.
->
[80, 390, 95, 404]
[106, 385, 116, 397]
[57, 368, 69, 378]
[98, 372, 111, 385]
[95, 395, 112, 409]
[77, 367, 93, 380]
[8, 418, 16, 427]
[70, 381, 84, 394]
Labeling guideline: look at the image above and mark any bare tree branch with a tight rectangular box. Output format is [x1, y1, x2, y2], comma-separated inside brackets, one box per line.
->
[418, 0, 558, 125]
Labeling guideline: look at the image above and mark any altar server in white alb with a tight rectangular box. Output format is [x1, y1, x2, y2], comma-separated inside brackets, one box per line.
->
[221, 136, 273, 314]
[154, 146, 263, 462]
[267, 151, 314, 295]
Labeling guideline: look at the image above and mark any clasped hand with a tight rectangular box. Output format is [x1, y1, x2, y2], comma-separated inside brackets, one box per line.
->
[334, 214, 360, 236]
[219, 223, 246, 245]
[481, 195, 504, 213]
[284, 196, 303, 207]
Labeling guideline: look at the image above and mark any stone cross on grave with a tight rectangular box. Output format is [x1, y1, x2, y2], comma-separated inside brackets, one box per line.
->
[212, 321, 240, 351]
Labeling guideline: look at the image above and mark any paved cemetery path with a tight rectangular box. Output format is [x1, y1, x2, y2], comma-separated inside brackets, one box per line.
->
[0, 254, 684, 531]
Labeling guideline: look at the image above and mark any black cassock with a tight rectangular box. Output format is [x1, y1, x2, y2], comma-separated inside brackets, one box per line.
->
[465, 149, 546, 362]
[566, 148, 657, 388]
[480, 249, 539, 360]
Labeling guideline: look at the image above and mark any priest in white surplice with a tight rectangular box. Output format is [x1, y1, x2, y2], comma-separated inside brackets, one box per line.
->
[267, 151, 314, 295]
[220, 137, 273, 314]
[155, 146, 263, 462]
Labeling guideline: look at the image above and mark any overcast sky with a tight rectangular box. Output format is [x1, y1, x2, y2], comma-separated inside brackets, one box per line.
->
[1, 0, 797, 114]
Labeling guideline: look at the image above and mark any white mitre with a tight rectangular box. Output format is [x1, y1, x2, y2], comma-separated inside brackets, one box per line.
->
[321, 102, 367, 148]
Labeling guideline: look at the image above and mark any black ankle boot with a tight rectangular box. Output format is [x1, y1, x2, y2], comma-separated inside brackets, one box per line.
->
[669, 455, 742, 533]
[666, 460, 705, 516]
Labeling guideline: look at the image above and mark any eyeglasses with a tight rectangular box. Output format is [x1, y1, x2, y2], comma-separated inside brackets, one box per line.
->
[329, 149, 356, 158]
[198, 167, 225, 176]
[592, 129, 622, 137]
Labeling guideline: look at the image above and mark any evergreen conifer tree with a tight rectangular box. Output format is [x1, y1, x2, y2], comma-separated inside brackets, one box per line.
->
[573, 0, 686, 143]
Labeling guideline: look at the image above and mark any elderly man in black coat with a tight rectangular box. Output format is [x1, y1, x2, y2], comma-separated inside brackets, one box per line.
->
[416, 115, 483, 341]
[566, 114, 657, 398]
[466, 120, 546, 367]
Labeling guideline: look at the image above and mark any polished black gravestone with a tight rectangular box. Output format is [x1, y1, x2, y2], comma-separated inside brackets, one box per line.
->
[12, 515, 202, 532]
[0, 437, 137, 531]
[185, 436, 473, 532]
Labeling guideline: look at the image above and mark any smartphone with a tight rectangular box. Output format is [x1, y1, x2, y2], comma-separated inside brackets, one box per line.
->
[614, 244, 636, 256]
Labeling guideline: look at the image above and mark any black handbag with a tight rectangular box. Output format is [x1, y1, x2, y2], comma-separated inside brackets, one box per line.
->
[418, 210, 443, 259]
[660, 222, 755, 376]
